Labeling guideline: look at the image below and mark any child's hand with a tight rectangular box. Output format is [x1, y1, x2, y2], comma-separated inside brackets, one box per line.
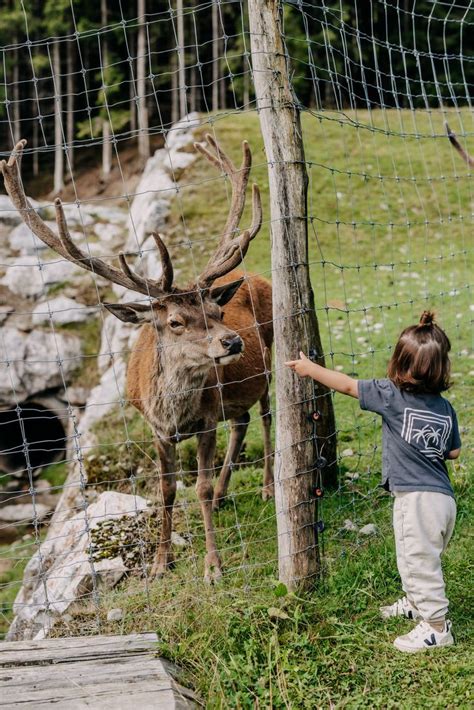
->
[285, 351, 314, 378]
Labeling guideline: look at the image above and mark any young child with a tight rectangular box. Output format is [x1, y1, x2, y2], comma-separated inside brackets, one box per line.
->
[286, 311, 461, 653]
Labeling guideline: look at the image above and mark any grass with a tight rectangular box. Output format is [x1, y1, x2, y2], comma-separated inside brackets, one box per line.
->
[4, 107, 474, 705]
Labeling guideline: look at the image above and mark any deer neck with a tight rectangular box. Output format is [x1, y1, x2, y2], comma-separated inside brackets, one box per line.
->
[145, 348, 213, 439]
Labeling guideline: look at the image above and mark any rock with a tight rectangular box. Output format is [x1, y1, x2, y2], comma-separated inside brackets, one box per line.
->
[0, 327, 82, 404]
[32, 296, 97, 326]
[342, 518, 359, 532]
[59, 386, 90, 406]
[171, 532, 190, 547]
[0, 305, 12, 324]
[78, 360, 127, 432]
[8, 221, 55, 254]
[107, 607, 124, 622]
[345, 472, 360, 482]
[92, 221, 125, 247]
[0, 503, 51, 524]
[0, 194, 43, 226]
[167, 112, 200, 150]
[2, 255, 81, 298]
[341, 448, 354, 457]
[125, 113, 199, 252]
[7, 491, 150, 641]
[359, 523, 378, 536]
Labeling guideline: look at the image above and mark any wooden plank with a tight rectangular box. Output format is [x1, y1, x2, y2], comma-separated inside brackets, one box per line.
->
[0, 634, 196, 709]
[0, 633, 159, 667]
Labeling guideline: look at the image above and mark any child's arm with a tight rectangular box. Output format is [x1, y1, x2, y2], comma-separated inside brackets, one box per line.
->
[285, 351, 359, 399]
[446, 448, 461, 460]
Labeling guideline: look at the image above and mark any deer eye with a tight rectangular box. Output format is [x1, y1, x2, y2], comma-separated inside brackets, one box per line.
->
[220, 311, 225, 321]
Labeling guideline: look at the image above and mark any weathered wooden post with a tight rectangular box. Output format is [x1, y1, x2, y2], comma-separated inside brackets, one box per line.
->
[248, 0, 337, 589]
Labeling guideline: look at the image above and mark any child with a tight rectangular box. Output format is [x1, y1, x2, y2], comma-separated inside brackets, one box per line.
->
[285, 311, 461, 653]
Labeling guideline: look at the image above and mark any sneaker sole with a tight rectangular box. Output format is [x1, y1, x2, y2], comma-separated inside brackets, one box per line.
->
[393, 637, 455, 653]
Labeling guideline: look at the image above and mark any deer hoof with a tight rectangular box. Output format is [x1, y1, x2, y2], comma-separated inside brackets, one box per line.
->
[150, 554, 175, 579]
[204, 555, 222, 584]
[261, 484, 275, 501]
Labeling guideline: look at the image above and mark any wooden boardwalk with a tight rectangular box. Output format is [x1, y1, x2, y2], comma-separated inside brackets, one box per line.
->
[0, 633, 197, 709]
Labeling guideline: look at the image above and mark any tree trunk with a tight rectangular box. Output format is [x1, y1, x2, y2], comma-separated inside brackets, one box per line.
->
[101, 0, 112, 178]
[12, 47, 20, 143]
[53, 41, 64, 194]
[212, 0, 218, 111]
[176, 0, 186, 118]
[129, 33, 137, 135]
[171, 52, 179, 125]
[248, 0, 337, 591]
[137, 0, 150, 160]
[66, 38, 74, 173]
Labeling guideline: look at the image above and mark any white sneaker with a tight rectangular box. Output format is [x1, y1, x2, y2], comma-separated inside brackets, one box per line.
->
[380, 596, 421, 620]
[393, 620, 454, 653]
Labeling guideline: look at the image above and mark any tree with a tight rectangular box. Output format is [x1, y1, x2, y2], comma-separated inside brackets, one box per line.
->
[137, 0, 150, 160]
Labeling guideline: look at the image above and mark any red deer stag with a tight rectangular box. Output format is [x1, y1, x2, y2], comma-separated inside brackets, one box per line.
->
[1, 136, 273, 582]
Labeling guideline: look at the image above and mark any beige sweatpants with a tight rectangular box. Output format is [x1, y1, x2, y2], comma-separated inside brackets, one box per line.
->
[393, 490, 456, 622]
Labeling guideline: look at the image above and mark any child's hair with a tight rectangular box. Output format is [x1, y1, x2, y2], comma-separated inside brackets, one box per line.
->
[387, 311, 452, 394]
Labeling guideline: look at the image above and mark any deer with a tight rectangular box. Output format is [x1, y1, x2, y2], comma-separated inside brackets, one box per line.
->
[1, 135, 274, 583]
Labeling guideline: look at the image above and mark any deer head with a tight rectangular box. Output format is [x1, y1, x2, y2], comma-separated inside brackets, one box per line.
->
[0, 135, 262, 369]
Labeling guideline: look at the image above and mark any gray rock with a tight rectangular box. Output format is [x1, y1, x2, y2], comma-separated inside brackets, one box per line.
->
[166, 112, 200, 149]
[0, 194, 42, 226]
[0, 305, 12, 325]
[8, 221, 55, 254]
[359, 523, 378, 536]
[32, 296, 97, 326]
[0, 503, 51, 524]
[0, 327, 82, 404]
[2, 255, 81, 298]
[342, 518, 359, 532]
[171, 532, 190, 547]
[7, 491, 150, 640]
[107, 607, 124, 622]
[125, 113, 199, 252]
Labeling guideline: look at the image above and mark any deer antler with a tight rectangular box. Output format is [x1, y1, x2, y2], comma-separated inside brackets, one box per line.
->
[194, 134, 262, 289]
[445, 122, 474, 167]
[0, 139, 174, 298]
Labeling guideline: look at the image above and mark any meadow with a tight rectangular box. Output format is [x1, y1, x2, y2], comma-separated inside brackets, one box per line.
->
[1, 108, 473, 707]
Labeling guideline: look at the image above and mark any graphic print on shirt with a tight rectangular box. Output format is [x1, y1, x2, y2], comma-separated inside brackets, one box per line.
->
[401, 408, 452, 459]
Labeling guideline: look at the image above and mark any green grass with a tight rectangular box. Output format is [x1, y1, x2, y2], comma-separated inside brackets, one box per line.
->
[8, 108, 474, 705]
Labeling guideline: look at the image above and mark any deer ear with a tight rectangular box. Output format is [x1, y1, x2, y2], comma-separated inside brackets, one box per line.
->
[103, 301, 155, 324]
[209, 278, 244, 306]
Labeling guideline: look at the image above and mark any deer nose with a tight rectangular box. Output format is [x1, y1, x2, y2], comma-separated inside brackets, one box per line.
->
[220, 335, 243, 354]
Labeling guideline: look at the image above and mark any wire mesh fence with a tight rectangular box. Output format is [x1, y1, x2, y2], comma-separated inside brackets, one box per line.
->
[0, 0, 472, 642]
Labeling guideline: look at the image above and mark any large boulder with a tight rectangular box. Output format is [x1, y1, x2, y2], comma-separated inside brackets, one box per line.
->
[0, 194, 43, 226]
[0, 328, 82, 404]
[7, 491, 151, 640]
[31, 296, 97, 326]
[2, 255, 81, 298]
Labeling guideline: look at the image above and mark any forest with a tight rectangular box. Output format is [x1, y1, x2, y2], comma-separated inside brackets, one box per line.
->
[0, 0, 473, 195]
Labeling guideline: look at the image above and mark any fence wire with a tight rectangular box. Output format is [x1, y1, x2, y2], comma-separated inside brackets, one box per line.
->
[0, 0, 472, 641]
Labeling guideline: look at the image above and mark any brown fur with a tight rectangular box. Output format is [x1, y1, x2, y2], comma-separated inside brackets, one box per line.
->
[125, 269, 273, 581]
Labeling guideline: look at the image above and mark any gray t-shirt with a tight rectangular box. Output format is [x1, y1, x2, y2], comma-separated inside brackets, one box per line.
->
[358, 378, 461, 498]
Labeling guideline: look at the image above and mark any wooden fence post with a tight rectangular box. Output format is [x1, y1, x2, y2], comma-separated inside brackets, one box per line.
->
[248, 0, 337, 589]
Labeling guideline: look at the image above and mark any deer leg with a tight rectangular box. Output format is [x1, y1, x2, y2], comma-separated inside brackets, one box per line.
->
[260, 386, 274, 501]
[196, 425, 222, 583]
[213, 412, 250, 511]
[150, 440, 176, 579]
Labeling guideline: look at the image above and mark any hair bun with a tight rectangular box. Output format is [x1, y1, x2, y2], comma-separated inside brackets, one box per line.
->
[419, 310, 435, 327]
